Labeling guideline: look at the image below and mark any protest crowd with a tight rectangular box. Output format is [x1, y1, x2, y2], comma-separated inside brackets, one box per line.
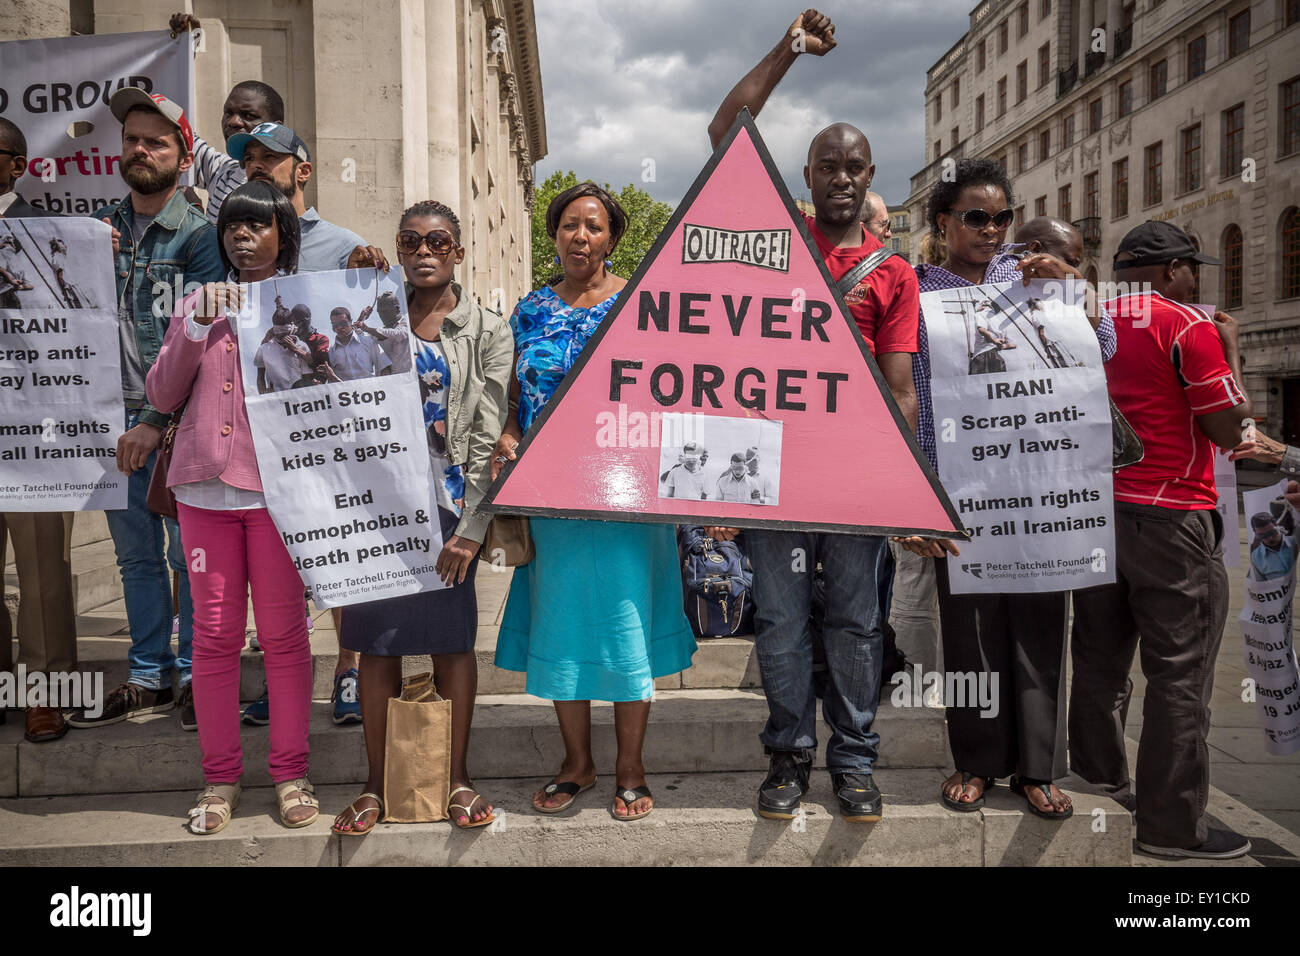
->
[1, 7, 1290, 861]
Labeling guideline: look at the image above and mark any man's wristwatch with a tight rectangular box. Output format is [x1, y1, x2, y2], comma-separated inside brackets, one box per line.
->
[1279, 445, 1300, 479]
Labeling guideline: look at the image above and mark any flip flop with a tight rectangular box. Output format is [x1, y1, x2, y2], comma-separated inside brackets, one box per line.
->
[940, 771, 993, 812]
[332, 792, 383, 836]
[1009, 775, 1073, 820]
[449, 785, 496, 829]
[533, 778, 595, 814]
[611, 785, 653, 821]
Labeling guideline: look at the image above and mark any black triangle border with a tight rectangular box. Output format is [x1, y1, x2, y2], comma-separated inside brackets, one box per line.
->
[481, 109, 967, 538]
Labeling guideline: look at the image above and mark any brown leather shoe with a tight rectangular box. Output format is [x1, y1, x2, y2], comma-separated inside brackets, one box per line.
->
[25, 707, 68, 743]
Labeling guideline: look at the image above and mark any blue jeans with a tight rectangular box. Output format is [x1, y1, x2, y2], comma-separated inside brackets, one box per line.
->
[104, 409, 193, 690]
[748, 530, 886, 773]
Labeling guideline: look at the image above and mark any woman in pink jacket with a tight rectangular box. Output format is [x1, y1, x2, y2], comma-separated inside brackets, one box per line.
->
[146, 180, 317, 834]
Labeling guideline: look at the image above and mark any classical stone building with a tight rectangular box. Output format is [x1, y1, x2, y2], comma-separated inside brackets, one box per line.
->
[906, 0, 1300, 434]
[888, 205, 913, 263]
[4, 0, 546, 311]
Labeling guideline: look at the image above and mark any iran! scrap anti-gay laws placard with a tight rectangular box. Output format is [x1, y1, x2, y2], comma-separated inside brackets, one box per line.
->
[483, 111, 963, 537]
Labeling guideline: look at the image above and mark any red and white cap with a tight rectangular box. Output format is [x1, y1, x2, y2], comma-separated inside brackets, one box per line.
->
[109, 87, 195, 153]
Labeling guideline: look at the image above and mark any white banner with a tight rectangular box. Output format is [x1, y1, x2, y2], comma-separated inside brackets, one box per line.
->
[1213, 448, 1240, 568]
[923, 278, 1115, 593]
[235, 269, 444, 607]
[0, 30, 194, 214]
[1240, 480, 1300, 755]
[0, 217, 125, 510]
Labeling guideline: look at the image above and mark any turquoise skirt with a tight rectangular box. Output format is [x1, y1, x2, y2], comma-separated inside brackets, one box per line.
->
[494, 517, 697, 701]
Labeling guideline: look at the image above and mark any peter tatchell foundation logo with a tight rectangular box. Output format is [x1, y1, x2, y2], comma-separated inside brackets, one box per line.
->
[49, 886, 151, 936]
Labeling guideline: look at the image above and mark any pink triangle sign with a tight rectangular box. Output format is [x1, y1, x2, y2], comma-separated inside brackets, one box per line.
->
[483, 111, 963, 537]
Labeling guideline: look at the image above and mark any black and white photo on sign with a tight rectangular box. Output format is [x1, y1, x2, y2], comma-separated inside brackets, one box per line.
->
[240, 271, 413, 396]
[657, 412, 782, 506]
[927, 282, 1092, 379]
[0, 218, 102, 311]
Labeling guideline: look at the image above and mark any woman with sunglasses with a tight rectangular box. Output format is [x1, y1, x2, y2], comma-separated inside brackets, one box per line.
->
[331, 200, 513, 834]
[490, 182, 697, 822]
[897, 158, 1116, 822]
[145, 180, 318, 834]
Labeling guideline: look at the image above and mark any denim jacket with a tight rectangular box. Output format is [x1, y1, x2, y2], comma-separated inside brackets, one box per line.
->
[91, 190, 224, 428]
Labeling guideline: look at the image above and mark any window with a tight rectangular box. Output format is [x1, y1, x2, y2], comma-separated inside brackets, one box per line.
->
[1187, 35, 1206, 80]
[1222, 224, 1243, 309]
[1222, 103, 1245, 178]
[1180, 123, 1202, 193]
[1150, 59, 1168, 100]
[1088, 97, 1103, 134]
[1113, 157, 1129, 218]
[1289, 0, 1300, 28]
[999, 19, 1009, 54]
[998, 154, 1008, 173]
[1018, 141, 1030, 171]
[1284, 77, 1300, 157]
[1144, 141, 1163, 206]
[1085, 171, 1099, 217]
[952, 126, 960, 149]
[978, 38, 986, 73]
[997, 76, 1007, 116]
[935, 139, 942, 161]
[1284, 207, 1300, 298]
[1059, 184, 1072, 221]
[935, 94, 942, 122]
[1228, 10, 1250, 59]
[953, 78, 960, 108]
[1038, 43, 1051, 88]
[1017, 61, 1028, 103]
[1018, 2, 1029, 36]
[1041, 0, 1051, 18]
[1016, 204, 1026, 224]
[976, 94, 986, 131]
[1035, 195, 1047, 217]
[1063, 113, 1075, 147]
[1040, 127, 1051, 159]
[1118, 79, 1133, 117]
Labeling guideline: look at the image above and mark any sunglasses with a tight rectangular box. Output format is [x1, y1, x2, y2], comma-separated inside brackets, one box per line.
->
[395, 229, 457, 256]
[948, 207, 1015, 230]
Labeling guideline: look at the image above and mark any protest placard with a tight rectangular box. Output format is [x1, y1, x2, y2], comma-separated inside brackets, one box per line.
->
[1240, 480, 1300, 755]
[0, 217, 124, 510]
[483, 110, 962, 537]
[1213, 448, 1241, 568]
[234, 268, 444, 607]
[0, 30, 193, 214]
[923, 277, 1115, 593]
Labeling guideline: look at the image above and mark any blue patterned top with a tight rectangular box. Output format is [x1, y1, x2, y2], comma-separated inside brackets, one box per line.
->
[510, 286, 620, 430]
[413, 336, 465, 515]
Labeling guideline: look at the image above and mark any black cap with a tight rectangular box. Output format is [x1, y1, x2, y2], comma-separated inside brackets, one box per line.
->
[1113, 220, 1220, 269]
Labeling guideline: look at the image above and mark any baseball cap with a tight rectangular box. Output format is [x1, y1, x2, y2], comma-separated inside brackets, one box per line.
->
[682, 441, 702, 455]
[109, 88, 194, 152]
[1113, 220, 1221, 270]
[227, 122, 311, 163]
[730, 453, 745, 463]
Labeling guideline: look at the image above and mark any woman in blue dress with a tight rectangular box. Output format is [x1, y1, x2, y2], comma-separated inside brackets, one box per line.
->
[492, 182, 697, 821]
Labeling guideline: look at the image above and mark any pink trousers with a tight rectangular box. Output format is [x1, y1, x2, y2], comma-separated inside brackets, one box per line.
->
[178, 503, 310, 783]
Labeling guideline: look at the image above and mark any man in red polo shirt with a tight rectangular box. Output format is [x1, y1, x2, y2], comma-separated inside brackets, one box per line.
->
[705, 8, 920, 826]
[1070, 220, 1252, 860]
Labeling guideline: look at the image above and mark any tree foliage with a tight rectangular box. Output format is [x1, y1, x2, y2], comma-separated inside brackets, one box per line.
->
[530, 170, 674, 290]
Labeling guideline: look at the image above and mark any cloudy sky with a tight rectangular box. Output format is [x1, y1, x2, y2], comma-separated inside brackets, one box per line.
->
[533, 0, 974, 210]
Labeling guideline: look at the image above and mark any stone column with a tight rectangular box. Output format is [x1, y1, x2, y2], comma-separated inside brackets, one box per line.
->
[425, 0, 461, 209]
[1076, 0, 1093, 68]
[2, 0, 68, 40]
[1105, 0, 1122, 55]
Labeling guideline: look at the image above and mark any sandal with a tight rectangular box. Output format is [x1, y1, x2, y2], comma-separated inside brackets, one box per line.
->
[533, 778, 595, 814]
[1009, 775, 1073, 820]
[449, 785, 496, 829]
[940, 771, 993, 812]
[611, 785, 653, 821]
[188, 783, 241, 835]
[274, 777, 320, 828]
[332, 792, 383, 836]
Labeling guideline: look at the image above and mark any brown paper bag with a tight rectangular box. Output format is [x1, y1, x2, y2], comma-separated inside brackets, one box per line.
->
[382, 672, 451, 822]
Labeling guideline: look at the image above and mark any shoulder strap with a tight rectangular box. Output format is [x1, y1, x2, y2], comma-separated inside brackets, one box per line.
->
[835, 246, 898, 296]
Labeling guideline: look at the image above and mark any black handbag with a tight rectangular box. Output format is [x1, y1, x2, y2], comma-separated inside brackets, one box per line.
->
[1109, 398, 1144, 470]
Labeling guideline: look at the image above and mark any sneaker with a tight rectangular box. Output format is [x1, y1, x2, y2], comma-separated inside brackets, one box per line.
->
[67, 682, 174, 728]
[332, 668, 362, 725]
[756, 751, 811, 820]
[1136, 827, 1252, 860]
[832, 771, 883, 822]
[241, 692, 269, 726]
[176, 682, 197, 731]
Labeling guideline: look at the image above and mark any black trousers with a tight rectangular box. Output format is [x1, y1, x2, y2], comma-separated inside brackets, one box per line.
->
[1070, 503, 1228, 848]
[935, 560, 1069, 781]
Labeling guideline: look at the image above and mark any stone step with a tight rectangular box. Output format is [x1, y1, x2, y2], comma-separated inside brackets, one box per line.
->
[0, 770, 1132, 866]
[4, 537, 122, 616]
[1, 510, 109, 569]
[0, 690, 950, 798]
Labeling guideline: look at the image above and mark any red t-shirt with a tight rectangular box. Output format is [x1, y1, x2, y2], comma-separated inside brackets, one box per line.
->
[1104, 292, 1245, 509]
[801, 212, 919, 356]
